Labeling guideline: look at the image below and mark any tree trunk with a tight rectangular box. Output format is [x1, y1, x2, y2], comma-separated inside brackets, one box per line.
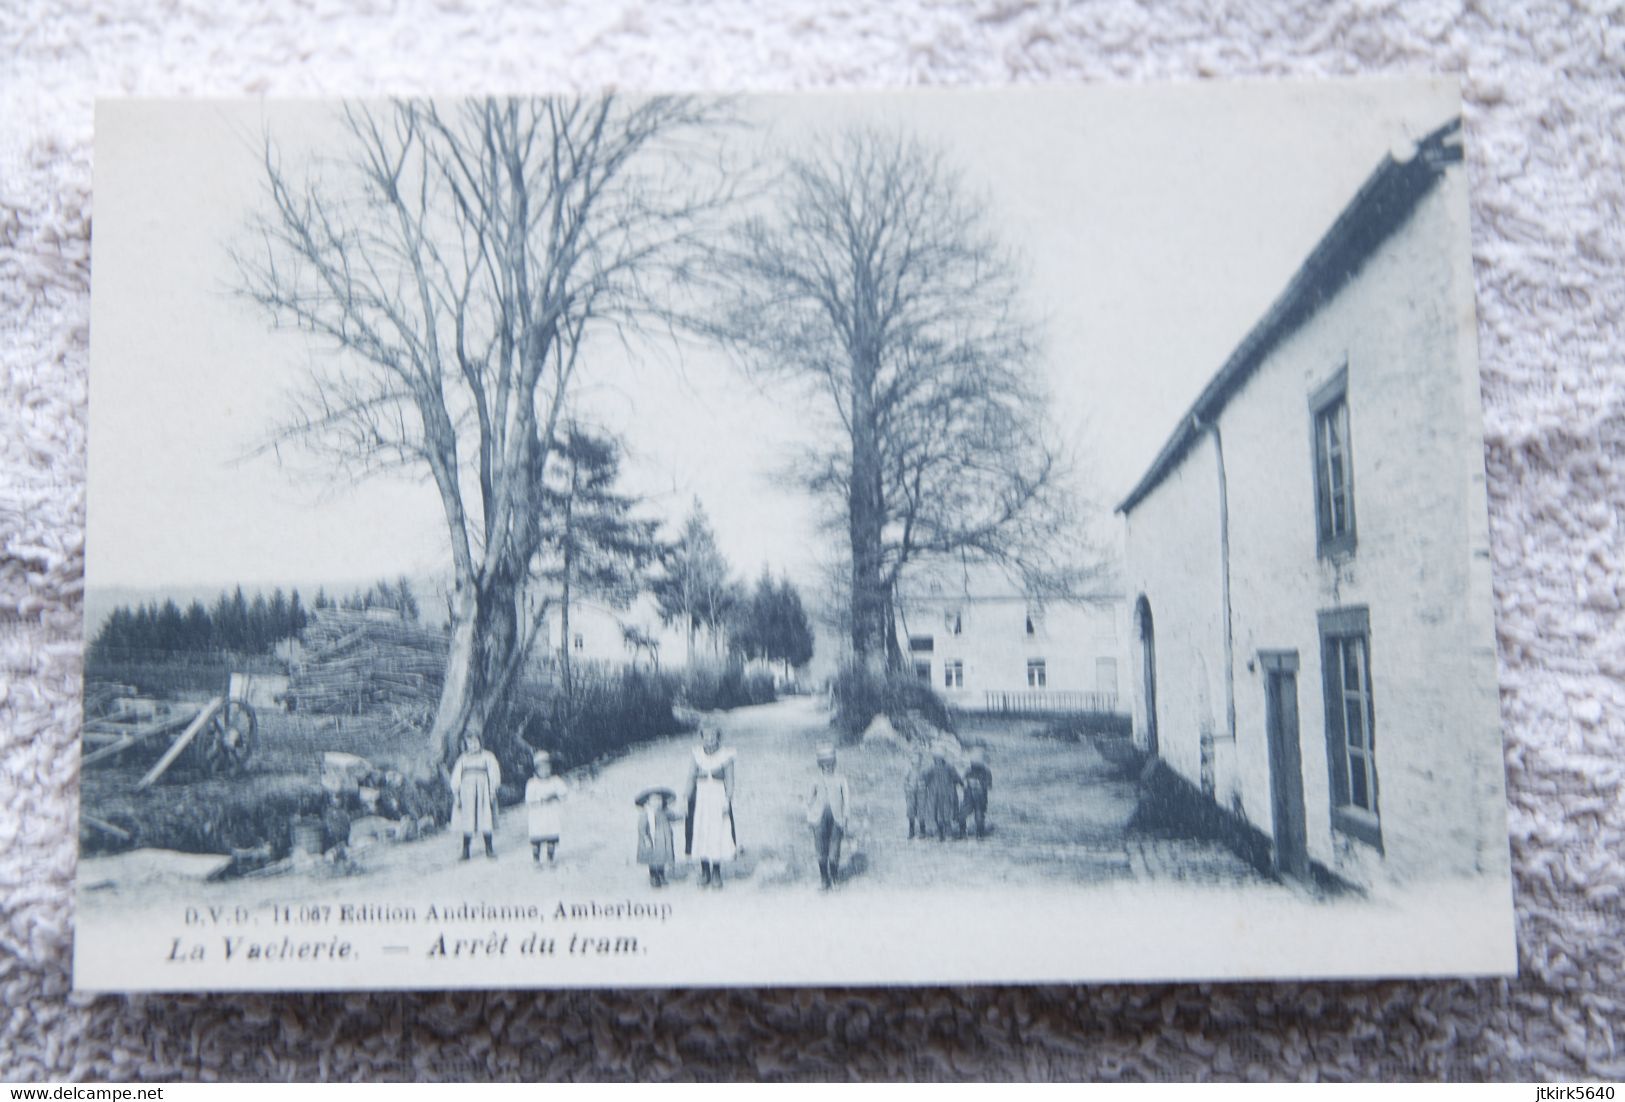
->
[561, 491, 575, 699]
[560, 563, 573, 699]
[428, 565, 524, 768]
[849, 361, 888, 675]
[882, 584, 905, 672]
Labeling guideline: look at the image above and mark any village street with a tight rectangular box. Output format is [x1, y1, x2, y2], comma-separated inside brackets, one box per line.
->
[76, 694, 1359, 989]
[278, 695, 1271, 900]
[79, 695, 1284, 907]
[134, 695, 1250, 904]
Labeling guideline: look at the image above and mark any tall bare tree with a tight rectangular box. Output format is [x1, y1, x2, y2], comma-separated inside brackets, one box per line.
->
[237, 97, 730, 763]
[706, 128, 1091, 671]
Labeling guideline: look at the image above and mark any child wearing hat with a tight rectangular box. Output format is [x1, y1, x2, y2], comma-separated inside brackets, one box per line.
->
[806, 743, 851, 890]
[958, 747, 993, 840]
[525, 750, 567, 866]
[635, 787, 682, 887]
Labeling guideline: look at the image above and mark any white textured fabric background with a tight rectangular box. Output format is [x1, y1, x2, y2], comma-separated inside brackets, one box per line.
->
[1, 0, 1621, 1082]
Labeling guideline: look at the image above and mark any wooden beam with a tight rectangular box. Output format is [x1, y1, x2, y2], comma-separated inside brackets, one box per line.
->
[82, 814, 132, 841]
[81, 714, 191, 766]
[136, 697, 223, 789]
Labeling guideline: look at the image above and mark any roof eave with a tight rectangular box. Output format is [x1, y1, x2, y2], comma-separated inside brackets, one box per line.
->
[1116, 118, 1463, 516]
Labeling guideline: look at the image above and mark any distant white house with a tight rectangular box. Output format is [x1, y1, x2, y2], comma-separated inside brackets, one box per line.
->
[534, 592, 756, 677]
[1118, 119, 1506, 888]
[535, 594, 673, 674]
[893, 566, 1127, 714]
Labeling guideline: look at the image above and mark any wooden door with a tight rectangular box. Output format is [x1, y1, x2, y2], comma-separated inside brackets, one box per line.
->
[1261, 651, 1309, 880]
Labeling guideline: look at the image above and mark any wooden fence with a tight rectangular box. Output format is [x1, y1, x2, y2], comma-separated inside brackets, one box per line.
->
[976, 689, 1120, 716]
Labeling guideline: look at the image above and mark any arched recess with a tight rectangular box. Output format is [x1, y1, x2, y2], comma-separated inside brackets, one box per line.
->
[1134, 595, 1159, 758]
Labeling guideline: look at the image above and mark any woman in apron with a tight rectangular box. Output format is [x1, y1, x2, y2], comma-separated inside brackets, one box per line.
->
[684, 727, 737, 888]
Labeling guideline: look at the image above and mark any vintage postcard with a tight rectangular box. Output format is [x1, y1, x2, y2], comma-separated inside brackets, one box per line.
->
[76, 80, 1515, 991]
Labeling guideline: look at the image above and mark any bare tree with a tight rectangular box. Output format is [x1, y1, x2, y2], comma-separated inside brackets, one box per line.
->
[706, 128, 1093, 671]
[237, 97, 731, 763]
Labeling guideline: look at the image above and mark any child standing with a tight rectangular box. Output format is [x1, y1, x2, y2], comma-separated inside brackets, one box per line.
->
[807, 743, 851, 890]
[636, 787, 681, 887]
[449, 731, 500, 860]
[958, 748, 993, 839]
[904, 748, 928, 839]
[525, 750, 567, 866]
[921, 749, 963, 842]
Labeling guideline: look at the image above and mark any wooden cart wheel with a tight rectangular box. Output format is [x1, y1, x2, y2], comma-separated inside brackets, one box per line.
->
[200, 699, 258, 775]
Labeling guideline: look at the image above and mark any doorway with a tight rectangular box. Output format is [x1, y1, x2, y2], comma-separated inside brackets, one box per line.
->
[1260, 651, 1309, 880]
[1135, 596, 1159, 758]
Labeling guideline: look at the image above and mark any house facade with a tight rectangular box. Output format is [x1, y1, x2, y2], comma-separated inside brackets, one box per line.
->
[536, 594, 674, 673]
[894, 570, 1127, 714]
[1118, 119, 1507, 888]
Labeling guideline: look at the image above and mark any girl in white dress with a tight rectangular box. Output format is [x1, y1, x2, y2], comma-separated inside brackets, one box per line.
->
[525, 750, 567, 866]
[684, 728, 737, 888]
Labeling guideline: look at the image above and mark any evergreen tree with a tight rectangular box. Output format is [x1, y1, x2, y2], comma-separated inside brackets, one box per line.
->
[394, 576, 420, 621]
[269, 588, 290, 642]
[538, 425, 662, 691]
[184, 600, 212, 651]
[732, 571, 814, 676]
[289, 589, 307, 636]
[249, 593, 271, 653]
[651, 500, 738, 666]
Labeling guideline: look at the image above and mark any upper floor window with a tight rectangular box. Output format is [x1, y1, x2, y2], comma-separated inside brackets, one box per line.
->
[945, 609, 962, 636]
[573, 633, 585, 651]
[908, 634, 934, 654]
[1025, 605, 1043, 636]
[1312, 368, 1356, 556]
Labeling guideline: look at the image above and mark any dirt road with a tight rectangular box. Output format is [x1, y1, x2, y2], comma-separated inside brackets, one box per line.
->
[325, 693, 1261, 898]
[82, 694, 1265, 907]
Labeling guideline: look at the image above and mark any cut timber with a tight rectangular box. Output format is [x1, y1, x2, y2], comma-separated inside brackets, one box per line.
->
[82, 814, 133, 841]
[81, 714, 192, 766]
[136, 697, 223, 789]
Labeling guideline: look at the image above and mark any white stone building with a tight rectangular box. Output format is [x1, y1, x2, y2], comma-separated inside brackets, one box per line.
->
[1118, 119, 1507, 888]
[894, 567, 1127, 714]
[536, 594, 673, 673]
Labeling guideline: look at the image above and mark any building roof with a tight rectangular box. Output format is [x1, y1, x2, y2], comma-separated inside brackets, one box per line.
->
[896, 560, 1122, 604]
[1116, 117, 1464, 516]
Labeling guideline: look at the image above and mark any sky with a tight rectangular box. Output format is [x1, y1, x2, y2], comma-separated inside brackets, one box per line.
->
[85, 80, 1461, 617]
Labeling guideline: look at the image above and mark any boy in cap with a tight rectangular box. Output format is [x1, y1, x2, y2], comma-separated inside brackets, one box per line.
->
[806, 743, 851, 890]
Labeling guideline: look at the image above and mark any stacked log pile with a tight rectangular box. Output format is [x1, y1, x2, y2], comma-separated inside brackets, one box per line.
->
[288, 610, 449, 716]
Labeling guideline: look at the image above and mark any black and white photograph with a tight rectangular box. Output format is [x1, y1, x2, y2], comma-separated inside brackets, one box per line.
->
[75, 79, 1515, 991]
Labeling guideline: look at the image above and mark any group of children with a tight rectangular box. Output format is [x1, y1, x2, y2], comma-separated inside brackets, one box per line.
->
[904, 746, 994, 841]
[445, 729, 729, 890]
[447, 733, 567, 865]
[448, 729, 986, 892]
